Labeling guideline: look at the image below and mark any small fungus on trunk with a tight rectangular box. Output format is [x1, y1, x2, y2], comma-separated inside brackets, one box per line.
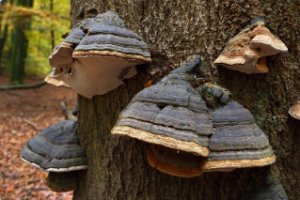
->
[288, 101, 300, 120]
[214, 18, 287, 74]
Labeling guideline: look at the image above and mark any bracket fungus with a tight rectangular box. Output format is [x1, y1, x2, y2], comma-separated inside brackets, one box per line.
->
[203, 101, 276, 172]
[46, 11, 151, 98]
[45, 20, 87, 87]
[147, 145, 205, 178]
[214, 18, 288, 74]
[288, 101, 300, 120]
[49, 21, 87, 66]
[44, 73, 70, 87]
[21, 120, 87, 191]
[112, 56, 212, 158]
[112, 55, 275, 178]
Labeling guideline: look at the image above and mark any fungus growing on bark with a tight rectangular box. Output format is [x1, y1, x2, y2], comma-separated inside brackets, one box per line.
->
[45, 21, 87, 87]
[147, 145, 204, 178]
[112, 56, 211, 157]
[48, 43, 74, 70]
[288, 101, 300, 120]
[112, 55, 275, 177]
[21, 120, 87, 191]
[45, 43, 74, 87]
[214, 18, 288, 74]
[48, 24, 87, 69]
[44, 72, 70, 87]
[47, 11, 151, 98]
[66, 11, 151, 98]
[203, 101, 276, 172]
[249, 22, 288, 57]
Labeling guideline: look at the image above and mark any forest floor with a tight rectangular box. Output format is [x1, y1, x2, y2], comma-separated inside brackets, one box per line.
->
[0, 76, 76, 200]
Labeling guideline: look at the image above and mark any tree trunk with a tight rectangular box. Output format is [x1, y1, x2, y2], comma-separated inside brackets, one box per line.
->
[0, 0, 9, 73]
[71, 1, 300, 199]
[0, 24, 8, 73]
[49, 0, 55, 50]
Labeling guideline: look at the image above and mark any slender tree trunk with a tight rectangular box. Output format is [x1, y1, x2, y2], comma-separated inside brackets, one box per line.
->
[71, 1, 300, 199]
[10, 0, 33, 83]
[49, 0, 55, 50]
[10, 27, 26, 82]
[0, 0, 8, 73]
[0, 25, 8, 73]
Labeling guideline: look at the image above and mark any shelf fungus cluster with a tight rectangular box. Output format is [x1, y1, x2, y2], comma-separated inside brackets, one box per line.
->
[112, 56, 276, 178]
[214, 18, 288, 74]
[46, 11, 151, 98]
[21, 120, 87, 192]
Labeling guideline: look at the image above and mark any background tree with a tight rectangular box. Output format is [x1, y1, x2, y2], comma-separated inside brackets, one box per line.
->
[0, 0, 11, 73]
[71, 1, 300, 199]
[10, 0, 33, 83]
[49, 0, 55, 49]
[0, 0, 70, 82]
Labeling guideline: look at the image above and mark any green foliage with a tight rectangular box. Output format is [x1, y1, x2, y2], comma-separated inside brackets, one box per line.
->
[25, 0, 70, 77]
[0, 0, 70, 77]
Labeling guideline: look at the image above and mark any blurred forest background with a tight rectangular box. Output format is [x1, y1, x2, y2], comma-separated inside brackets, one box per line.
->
[0, 0, 76, 199]
[0, 0, 70, 83]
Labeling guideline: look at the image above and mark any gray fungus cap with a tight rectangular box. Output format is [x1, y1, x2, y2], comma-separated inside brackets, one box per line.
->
[21, 120, 87, 172]
[112, 55, 275, 176]
[47, 11, 152, 99]
[112, 56, 211, 157]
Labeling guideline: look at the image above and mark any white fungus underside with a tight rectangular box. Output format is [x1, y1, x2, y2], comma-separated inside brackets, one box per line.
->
[49, 44, 74, 67]
[44, 75, 70, 87]
[250, 34, 288, 57]
[50, 56, 138, 98]
[214, 54, 247, 66]
[216, 60, 265, 74]
[288, 103, 300, 120]
[21, 157, 88, 172]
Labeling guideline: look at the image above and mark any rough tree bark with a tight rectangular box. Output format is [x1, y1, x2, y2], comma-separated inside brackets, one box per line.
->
[71, 1, 300, 199]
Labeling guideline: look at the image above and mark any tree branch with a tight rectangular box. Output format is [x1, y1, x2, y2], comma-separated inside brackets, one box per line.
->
[59, 101, 77, 121]
[0, 81, 46, 90]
